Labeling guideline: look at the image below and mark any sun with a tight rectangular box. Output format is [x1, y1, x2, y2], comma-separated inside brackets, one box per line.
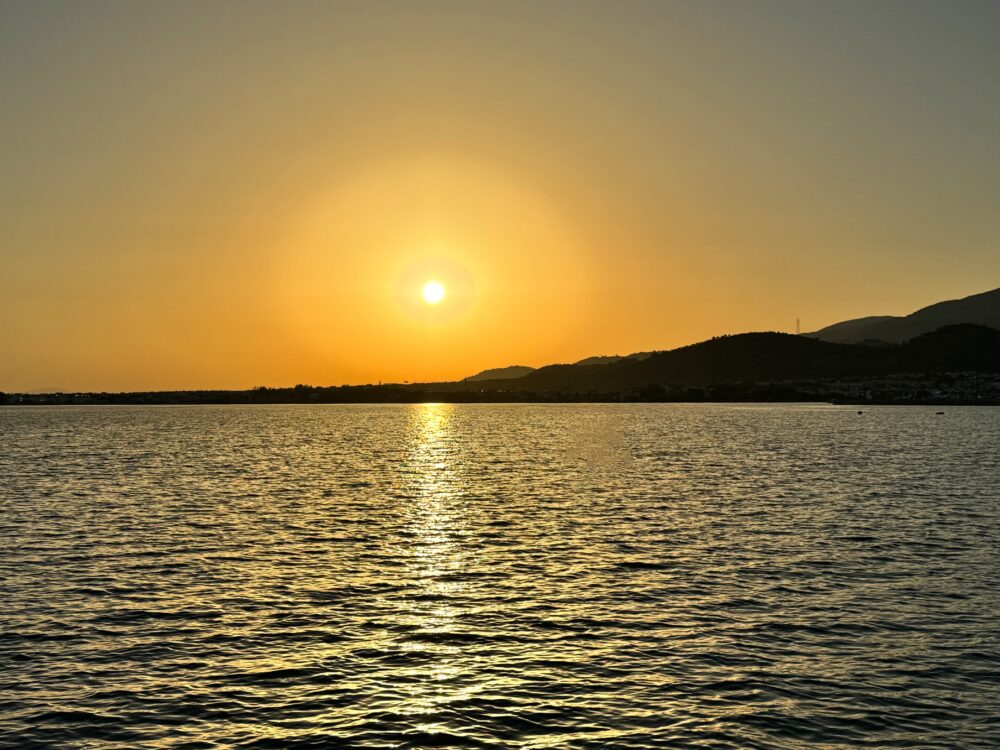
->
[421, 280, 445, 305]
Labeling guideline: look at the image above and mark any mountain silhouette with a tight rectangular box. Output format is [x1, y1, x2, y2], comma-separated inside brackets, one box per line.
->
[466, 351, 655, 382]
[467, 287, 1000, 384]
[573, 352, 654, 366]
[472, 324, 1000, 392]
[806, 287, 1000, 344]
[463, 365, 535, 382]
[573, 355, 626, 366]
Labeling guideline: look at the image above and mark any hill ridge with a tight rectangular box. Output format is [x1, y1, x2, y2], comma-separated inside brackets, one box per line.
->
[806, 287, 1000, 344]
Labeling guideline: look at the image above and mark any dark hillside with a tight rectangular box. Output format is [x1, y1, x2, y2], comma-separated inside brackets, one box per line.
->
[476, 327, 1000, 393]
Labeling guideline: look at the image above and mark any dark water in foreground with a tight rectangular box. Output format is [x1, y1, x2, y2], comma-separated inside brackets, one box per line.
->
[2, 403, 999, 749]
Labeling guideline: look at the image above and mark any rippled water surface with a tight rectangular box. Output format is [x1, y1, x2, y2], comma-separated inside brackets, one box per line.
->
[2, 403, 999, 749]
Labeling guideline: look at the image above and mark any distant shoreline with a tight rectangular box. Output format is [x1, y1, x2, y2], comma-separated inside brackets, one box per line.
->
[3, 390, 997, 407]
[7, 323, 999, 408]
[6, 324, 999, 408]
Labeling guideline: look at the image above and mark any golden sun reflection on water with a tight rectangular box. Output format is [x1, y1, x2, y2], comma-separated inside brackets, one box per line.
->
[397, 404, 480, 728]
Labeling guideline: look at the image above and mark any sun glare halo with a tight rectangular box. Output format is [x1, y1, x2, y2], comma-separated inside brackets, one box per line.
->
[422, 280, 445, 305]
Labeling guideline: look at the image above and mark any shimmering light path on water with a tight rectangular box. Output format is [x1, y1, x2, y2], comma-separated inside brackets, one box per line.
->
[2, 404, 999, 749]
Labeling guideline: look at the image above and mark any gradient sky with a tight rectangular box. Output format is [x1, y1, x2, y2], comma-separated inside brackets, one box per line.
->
[3, 0, 999, 391]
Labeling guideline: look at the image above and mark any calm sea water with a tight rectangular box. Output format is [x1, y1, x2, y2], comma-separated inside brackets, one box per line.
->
[2, 403, 999, 749]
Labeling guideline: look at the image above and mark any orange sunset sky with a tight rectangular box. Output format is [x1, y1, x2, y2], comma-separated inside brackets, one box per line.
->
[3, 1, 999, 391]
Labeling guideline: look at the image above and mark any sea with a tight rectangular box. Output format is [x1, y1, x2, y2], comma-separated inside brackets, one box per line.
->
[2, 403, 998, 749]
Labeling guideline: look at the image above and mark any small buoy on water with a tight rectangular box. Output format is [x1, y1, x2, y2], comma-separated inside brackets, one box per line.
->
[858, 410, 863, 415]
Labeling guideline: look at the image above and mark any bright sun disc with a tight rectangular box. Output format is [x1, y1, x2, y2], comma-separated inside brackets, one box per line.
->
[422, 280, 445, 304]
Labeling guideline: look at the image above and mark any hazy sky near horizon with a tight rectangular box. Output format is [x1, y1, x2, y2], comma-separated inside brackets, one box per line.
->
[3, 0, 999, 391]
